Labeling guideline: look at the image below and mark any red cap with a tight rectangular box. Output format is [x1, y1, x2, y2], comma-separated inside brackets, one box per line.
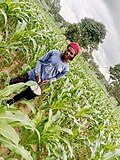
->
[68, 42, 81, 55]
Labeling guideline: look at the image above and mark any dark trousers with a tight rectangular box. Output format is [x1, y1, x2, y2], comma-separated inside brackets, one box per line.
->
[6, 73, 37, 104]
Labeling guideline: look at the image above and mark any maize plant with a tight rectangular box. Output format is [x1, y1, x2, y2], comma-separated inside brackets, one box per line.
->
[0, 0, 120, 160]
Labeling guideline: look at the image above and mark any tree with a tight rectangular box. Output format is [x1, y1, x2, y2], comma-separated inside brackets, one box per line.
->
[79, 18, 107, 51]
[64, 23, 80, 43]
[107, 82, 120, 105]
[108, 63, 120, 105]
[45, 0, 61, 14]
[64, 17, 107, 52]
[109, 63, 120, 83]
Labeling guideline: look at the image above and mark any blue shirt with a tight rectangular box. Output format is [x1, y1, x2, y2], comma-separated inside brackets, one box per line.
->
[28, 50, 69, 85]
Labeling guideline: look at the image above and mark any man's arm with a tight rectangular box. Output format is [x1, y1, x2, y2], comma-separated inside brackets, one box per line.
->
[35, 50, 53, 83]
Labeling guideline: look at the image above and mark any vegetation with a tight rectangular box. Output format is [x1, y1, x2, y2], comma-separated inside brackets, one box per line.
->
[81, 51, 108, 88]
[64, 18, 107, 52]
[107, 64, 120, 105]
[44, 0, 108, 87]
[0, 0, 120, 160]
[109, 64, 120, 82]
[64, 18, 107, 84]
[64, 23, 80, 44]
[43, 0, 68, 27]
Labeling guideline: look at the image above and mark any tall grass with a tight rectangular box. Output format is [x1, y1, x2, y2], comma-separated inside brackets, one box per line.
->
[0, 0, 120, 160]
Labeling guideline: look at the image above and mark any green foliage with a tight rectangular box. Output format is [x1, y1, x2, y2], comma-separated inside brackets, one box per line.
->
[0, 82, 40, 159]
[44, 0, 61, 14]
[108, 82, 120, 105]
[0, 0, 120, 160]
[0, 0, 66, 70]
[108, 63, 120, 105]
[109, 63, 120, 83]
[64, 17, 107, 52]
[81, 51, 108, 88]
[79, 17, 107, 51]
[64, 23, 80, 43]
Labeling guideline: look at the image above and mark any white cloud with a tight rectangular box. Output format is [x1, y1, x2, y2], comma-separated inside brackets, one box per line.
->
[59, 0, 78, 23]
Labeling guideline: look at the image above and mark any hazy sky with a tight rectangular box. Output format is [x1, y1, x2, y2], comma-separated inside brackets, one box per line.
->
[59, 0, 120, 80]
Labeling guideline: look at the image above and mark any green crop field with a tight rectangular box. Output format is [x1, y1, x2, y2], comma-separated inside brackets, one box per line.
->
[0, 0, 120, 160]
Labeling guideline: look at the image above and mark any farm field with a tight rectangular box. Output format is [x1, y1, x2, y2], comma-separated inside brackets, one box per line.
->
[0, 0, 120, 159]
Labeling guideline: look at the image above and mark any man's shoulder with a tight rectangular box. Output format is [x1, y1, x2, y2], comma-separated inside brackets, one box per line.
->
[51, 49, 61, 55]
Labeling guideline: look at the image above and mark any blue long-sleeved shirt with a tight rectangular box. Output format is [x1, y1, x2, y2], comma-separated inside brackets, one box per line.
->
[27, 50, 69, 85]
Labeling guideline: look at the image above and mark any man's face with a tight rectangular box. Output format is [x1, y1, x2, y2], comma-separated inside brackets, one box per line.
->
[63, 46, 76, 60]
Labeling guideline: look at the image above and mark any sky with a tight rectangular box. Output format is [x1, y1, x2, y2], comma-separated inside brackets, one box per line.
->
[59, 0, 120, 80]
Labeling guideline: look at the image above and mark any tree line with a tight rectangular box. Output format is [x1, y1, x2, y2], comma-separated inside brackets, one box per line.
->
[107, 64, 120, 105]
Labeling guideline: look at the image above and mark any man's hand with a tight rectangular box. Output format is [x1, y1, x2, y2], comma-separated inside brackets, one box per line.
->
[36, 75, 41, 83]
[42, 80, 50, 85]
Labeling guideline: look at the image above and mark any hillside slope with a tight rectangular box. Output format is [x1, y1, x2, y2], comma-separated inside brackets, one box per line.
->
[0, 0, 120, 159]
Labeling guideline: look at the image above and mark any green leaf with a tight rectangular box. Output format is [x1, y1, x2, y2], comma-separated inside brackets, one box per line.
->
[48, 126, 73, 135]
[6, 158, 18, 160]
[0, 121, 19, 145]
[0, 81, 37, 99]
[61, 138, 73, 158]
[0, 35, 3, 42]
[7, 158, 18, 160]
[15, 20, 27, 33]
[0, 0, 5, 3]
[29, 36, 37, 51]
[48, 108, 53, 121]
[0, 111, 35, 130]
[0, 9, 7, 25]
[35, 128, 40, 144]
[0, 137, 33, 160]
[104, 149, 120, 160]
[75, 108, 92, 117]
[6, 0, 12, 6]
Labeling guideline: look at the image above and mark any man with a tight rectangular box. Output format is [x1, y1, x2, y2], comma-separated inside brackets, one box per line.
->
[7, 42, 81, 104]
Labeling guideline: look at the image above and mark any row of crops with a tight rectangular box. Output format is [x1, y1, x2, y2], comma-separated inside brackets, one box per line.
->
[0, 0, 120, 159]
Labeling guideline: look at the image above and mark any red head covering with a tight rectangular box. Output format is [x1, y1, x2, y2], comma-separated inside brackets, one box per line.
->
[68, 42, 81, 55]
